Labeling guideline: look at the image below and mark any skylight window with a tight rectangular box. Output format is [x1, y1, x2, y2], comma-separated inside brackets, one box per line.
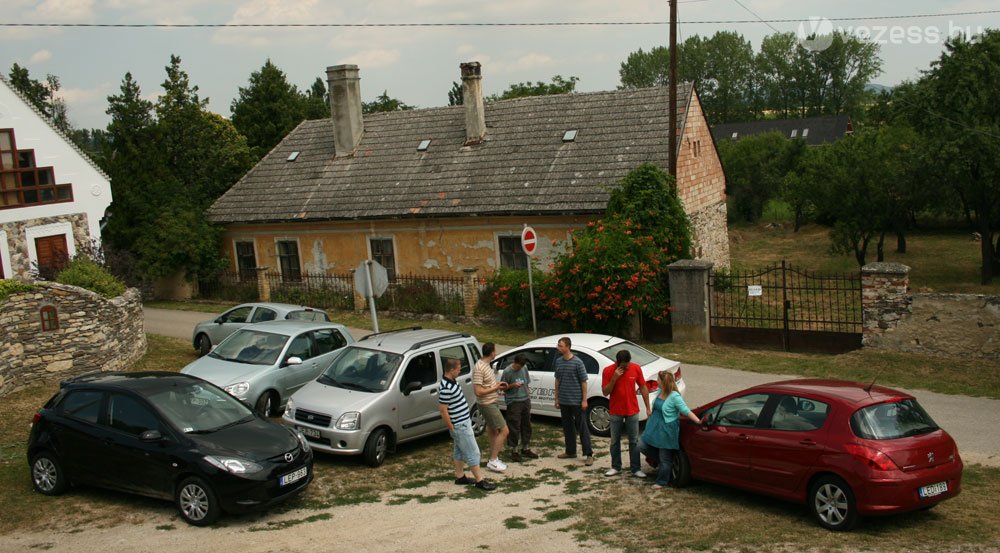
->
[562, 130, 578, 142]
[287, 151, 300, 162]
[417, 139, 431, 151]
[731, 132, 739, 139]
[802, 128, 810, 138]
[790, 129, 798, 138]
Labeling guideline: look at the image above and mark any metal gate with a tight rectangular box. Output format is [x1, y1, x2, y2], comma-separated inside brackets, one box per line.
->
[709, 261, 862, 354]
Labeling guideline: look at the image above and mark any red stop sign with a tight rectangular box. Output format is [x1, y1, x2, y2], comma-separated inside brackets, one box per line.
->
[521, 226, 537, 256]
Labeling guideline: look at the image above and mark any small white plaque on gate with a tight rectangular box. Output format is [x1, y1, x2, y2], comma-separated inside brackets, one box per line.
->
[747, 285, 763, 297]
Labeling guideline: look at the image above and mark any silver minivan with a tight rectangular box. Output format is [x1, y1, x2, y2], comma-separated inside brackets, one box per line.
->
[283, 328, 484, 466]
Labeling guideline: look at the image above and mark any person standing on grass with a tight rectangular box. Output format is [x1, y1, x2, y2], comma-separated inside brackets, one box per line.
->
[473, 342, 509, 473]
[601, 349, 651, 478]
[501, 354, 538, 462]
[439, 358, 495, 491]
[553, 336, 594, 466]
[639, 369, 701, 490]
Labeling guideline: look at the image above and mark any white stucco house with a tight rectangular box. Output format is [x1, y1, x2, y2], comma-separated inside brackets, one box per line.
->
[0, 75, 112, 279]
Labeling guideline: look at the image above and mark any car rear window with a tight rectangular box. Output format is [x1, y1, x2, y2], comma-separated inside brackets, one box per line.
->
[850, 399, 939, 440]
[599, 341, 659, 366]
[286, 310, 329, 322]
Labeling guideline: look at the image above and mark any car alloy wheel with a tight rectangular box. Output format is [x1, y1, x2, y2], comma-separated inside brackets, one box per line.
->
[587, 399, 611, 437]
[176, 477, 220, 526]
[31, 452, 66, 495]
[810, 475, 857, 531]
[196, 334, 211, 357]
[363, 428, 389, 467]
[470, 405, 486, 436]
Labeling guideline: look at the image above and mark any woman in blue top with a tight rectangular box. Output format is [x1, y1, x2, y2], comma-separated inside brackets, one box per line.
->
[639, 370, 701, 489]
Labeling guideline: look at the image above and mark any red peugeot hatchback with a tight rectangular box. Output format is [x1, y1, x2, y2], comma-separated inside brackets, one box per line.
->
[675, 379, 963, 531]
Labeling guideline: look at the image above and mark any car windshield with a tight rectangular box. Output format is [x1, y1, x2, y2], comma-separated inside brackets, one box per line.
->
[598, 341, 660, 366]
[851, 399, 940, 440]
[209, 329, 288, 365]
[317, 347, 403, 393]
[146, 381, 254, 433]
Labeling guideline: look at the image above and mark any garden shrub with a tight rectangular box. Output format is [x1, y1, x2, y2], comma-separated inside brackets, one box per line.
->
[0, 279, 35, 302]
[55, 257, 127, 298]
[476, 268, 544, 327]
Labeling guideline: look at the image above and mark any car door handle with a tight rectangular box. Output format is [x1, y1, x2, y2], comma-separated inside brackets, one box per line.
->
[430, 388, 438, 395]
[736, 434, 751, 442]
[799, 439, 816, 446]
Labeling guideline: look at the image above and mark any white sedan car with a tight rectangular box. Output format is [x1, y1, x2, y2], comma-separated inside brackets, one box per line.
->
[490, 334, 684, 437]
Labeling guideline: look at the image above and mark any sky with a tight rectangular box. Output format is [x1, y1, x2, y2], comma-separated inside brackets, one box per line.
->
[2, 0, 999, 130]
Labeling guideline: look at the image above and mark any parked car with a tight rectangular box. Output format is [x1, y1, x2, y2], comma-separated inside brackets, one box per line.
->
[192, 302, 330, 356]
[283, 327, 483, 466]
[674, 379, 963, 531]
[182, 320, 353, 416]
[490, 333, 684, 437]
[27, 372, 314, 526]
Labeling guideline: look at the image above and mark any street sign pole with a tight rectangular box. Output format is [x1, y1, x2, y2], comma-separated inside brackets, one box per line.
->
[522, 225, 538, 337]
[365, 260, 380, 333]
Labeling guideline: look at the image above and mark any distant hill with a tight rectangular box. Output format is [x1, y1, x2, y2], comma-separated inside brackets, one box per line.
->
[865, 83, 893, 93]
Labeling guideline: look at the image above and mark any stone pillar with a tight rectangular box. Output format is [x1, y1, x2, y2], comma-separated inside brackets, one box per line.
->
[668, 259, 713, 343]
[353, 291, 367, 312]
[256, 267, 271, 302]
[861, 262, 911, 345]
[463, 268, 479, 318]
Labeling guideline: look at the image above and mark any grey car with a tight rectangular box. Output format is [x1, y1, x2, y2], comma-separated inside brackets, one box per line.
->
[192, 303, 329, 356]
[181, 320, 353, 416]
[282, 328, 484, 467]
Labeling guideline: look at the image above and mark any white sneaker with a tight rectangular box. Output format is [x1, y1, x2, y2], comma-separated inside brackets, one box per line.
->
[486, 458, 507, 472]
[604, 468, 621, 477]
[632, 470, 647, 478]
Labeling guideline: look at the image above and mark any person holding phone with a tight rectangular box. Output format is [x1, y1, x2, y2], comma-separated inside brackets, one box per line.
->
[601, 349, 651, 478]
[501, 354, 538, 462]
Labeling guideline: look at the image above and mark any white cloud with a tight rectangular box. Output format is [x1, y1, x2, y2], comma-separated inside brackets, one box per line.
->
[339, 49, 401, 68]
[490, 52, 555, 74]
[212, 0, 341, 46]
[33, 0, 96, 22]
[30, 49, 53, 63]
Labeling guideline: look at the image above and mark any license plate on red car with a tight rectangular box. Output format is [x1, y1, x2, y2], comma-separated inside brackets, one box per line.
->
[280, 466, 308, 487]
[919, 481, 948, 498]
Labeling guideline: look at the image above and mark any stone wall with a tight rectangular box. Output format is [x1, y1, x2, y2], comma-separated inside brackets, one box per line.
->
[864, 293, 1000, 359]
[688, 202, 731, 269]
[0, 282, 147, 396]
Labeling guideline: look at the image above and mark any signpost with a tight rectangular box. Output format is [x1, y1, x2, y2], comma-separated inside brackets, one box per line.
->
[355, 260, 389, 333]
[522, 226, 539, 336]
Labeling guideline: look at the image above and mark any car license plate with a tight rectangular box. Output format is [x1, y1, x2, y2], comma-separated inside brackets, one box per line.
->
[919, 481, 948, 498]
[297, 425, 321, 439]
[280, 466, 308, 487]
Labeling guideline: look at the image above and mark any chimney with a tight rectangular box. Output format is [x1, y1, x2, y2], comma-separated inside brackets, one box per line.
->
[460, 62, 486, 145]
[326, 64, 364, 157]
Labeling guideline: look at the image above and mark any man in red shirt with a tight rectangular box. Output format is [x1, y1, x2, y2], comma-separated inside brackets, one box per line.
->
[601, 350, 651, 477]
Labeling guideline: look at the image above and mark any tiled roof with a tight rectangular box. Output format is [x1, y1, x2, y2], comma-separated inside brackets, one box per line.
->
[711, 115, 852, 146]
[208, 85, 693, 224]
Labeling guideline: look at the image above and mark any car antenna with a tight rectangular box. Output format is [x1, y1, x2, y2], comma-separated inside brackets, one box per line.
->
[864, 370, 882, 395]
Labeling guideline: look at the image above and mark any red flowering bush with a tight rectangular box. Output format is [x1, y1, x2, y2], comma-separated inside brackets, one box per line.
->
[477, 267, 545, 327]
[541, 163, 692, 334]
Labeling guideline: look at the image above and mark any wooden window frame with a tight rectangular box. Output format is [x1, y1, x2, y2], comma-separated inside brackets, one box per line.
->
[0, 128, 74, 210]
[497, 235, 528, 270]
[40, 305, 59, 331]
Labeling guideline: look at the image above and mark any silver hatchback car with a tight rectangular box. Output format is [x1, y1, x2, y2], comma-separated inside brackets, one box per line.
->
[283, 328, 483, 467]
[182, 320, 353, 416]
[192, 303, 329, 356]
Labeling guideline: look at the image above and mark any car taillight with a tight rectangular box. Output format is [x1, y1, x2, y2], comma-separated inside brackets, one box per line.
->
[32, 412, 41, 425]
[845, 443, 899, 471]
[646, 380, 659, 392]
[674, 367, 682, 381]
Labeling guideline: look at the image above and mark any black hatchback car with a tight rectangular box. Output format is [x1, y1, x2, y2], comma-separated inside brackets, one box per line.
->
[27, 372, 314, 525]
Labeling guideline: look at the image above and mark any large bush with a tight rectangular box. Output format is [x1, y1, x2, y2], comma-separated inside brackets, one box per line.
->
[476, 268, 542, 327]
[56, 257, 127, 298]
[0, 279, 35, 302]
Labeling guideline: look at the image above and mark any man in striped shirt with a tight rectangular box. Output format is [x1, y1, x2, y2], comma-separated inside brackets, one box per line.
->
[439, 358, 496, 491]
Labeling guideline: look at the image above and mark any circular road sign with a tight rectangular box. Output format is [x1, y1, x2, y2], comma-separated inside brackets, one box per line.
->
[521, 226, 538, 256]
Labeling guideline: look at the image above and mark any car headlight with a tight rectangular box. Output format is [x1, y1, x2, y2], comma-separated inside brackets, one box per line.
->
[336, 411, 360, 430]
[284, 398, 296, 418]
[293, 429, 311, 453]
[204, 455, 263, 475]
[224, 382, 250, 397]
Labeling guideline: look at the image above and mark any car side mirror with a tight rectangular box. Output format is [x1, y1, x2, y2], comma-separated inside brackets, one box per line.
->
[140, 430, 163, 442]
[403, 381, 422, 396]
[284, 356, 303, 367]
[215, 317, 223, 324]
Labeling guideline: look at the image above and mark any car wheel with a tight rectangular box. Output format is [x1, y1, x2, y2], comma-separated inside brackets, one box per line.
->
[363, 428, 389, 467]
[176, 476, 221, 526]
[671, 450, 692, 487]
[31, 451, 67, 495]
[586, 399, 611, 438]
[469, 405, 486, 436]
[810, 475, 858, 531]
[255, 391, 276, 417]
[196, 334, 212, 357]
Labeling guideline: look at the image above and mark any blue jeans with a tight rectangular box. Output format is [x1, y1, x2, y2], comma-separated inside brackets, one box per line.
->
[609, 413, 641, 472]
[638, 438, 673, 486]
[450, 419, 481, 467]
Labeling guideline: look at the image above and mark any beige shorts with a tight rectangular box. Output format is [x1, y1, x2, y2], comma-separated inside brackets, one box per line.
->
[480, 403, 506, 430]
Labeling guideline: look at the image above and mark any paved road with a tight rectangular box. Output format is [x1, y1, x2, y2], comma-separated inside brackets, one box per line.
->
[143, 307, 1000, 467]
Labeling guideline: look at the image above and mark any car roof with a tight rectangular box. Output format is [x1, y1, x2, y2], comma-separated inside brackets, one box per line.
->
[238, 320, 348, 335]
[355, 327, 476, 354]
[745, 379, 913, 406]
[232, 302, 327, 314]
[61, 371, 203, 394]
[520, 333, 624, 351]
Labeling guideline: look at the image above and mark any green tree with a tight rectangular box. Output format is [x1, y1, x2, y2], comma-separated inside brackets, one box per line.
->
[362, 90, 414, 113]
[717, 132, 806, 222]
[301, 77, 329, 120]
[7, 63, 71, 132]
[231, 60, 308, 159]
[488, 75, 578, 101]
[447, 81, 463, 106]
[541, 164, 691, 334]
[756, 33, 799, 117]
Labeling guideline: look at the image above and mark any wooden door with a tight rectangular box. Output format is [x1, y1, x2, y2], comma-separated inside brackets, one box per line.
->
[35, 234, 69, 279]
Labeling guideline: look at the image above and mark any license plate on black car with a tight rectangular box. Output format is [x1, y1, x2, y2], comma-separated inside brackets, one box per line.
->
[280, 466, 308, 487]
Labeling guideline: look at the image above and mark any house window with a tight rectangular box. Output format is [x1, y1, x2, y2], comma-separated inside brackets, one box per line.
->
[235, 241, 257, 279]
[276, 240, 301, 282]
[370, 238, 397, 281]
[40, 305, 59, 331]
[498, 236, 528, 270]
[0, 128, 73, 209]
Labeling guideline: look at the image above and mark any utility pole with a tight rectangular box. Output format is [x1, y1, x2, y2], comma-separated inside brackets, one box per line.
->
[668, 0, 678, 177]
